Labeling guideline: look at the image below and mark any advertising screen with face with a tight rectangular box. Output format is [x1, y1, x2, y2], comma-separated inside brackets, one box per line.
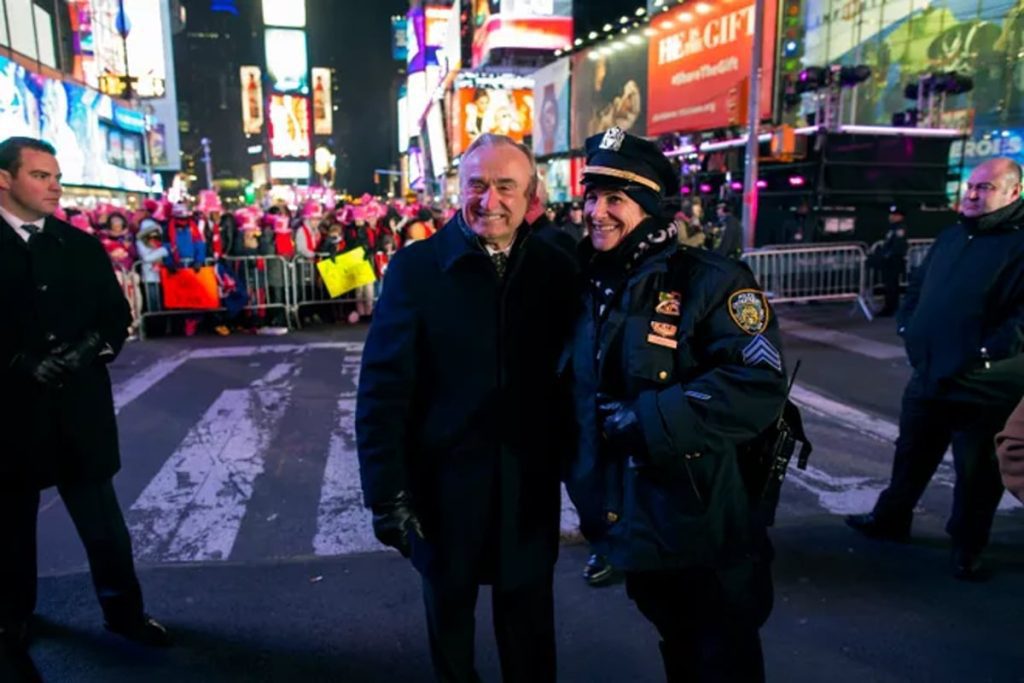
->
[265, 28, 309, 93]
[531, 58, 569, 157]
[571, 37, 648, 149]
[451, 86, 534, 157]
[268, 94, 311, 158]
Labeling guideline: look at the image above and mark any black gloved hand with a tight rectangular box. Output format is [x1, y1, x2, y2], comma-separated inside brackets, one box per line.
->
[597, 395, 647, 459]
[11, 352, 68, 388]
[371, 491, 423, 558]
[53, 332, 104, 374]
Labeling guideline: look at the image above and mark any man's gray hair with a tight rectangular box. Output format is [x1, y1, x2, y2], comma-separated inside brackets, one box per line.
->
[460, 133, 538, 199]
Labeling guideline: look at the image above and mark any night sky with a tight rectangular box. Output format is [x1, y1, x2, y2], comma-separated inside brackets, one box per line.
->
[307, 0, 408, 194]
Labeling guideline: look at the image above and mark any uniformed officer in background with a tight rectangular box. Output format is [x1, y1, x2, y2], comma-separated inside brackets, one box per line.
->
[0, 137, 169, 679]
[563, 127, 789, 682]
[871, 204, 909, 316]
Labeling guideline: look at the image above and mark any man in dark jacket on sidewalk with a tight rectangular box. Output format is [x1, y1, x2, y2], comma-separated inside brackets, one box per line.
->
[0, 137, 169, 678]
[847, 157, 1024, 580]
[356, 133, 578, 682]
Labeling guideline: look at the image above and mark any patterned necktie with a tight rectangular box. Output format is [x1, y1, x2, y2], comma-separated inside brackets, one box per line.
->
[491, 252, 509, 279]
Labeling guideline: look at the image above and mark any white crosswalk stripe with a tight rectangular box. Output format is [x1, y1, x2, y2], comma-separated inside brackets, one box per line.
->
[107, 338, 1018, 566]
[313, 354, 385, 556]
[127, 362, 297, 562]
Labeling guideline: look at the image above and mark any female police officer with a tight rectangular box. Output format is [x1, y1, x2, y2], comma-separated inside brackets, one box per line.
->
[564, 128, 789, 682]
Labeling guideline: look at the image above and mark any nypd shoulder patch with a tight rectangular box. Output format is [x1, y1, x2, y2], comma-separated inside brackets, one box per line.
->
[742, 335, 782, 373]
[727, 288, 770, 335]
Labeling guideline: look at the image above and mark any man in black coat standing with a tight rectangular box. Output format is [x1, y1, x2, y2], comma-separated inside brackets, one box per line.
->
[0, 138, 169, 673]
[847, 157, 1024, 580]
[356, 134, 578, 682]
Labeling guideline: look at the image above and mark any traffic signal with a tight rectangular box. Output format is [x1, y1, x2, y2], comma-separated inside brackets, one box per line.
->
[780, 0, 804, 74]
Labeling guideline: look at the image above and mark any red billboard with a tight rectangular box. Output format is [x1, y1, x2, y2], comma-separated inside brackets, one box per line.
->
[646, 0, 777, 135]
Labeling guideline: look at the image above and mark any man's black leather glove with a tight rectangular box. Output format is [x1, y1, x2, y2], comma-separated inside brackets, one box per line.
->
[597, 396, 647, 459]
[10, 352, 67, 388]
[371, 491, 423, 558]
[53, 332, 104, 374]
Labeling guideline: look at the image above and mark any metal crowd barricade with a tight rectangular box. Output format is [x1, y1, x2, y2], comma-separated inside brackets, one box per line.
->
[134, 255, 295, 339]
[865, 237, 935, 294]
[742, 244, 872, 318]
[291, 254, 372, 326]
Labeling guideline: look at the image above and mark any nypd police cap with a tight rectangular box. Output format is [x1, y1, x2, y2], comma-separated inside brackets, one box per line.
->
[582, 127, 680, 198]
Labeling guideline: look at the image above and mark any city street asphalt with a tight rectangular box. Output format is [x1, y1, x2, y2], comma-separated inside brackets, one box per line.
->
[13, 303, 1024, 682]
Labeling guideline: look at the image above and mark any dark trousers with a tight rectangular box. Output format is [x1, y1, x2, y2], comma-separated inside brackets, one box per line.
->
[874, 378, 1010, 551]
[0, 479, 143, 627]
[626, 563, 771, 683]
[421, 572, 556, 683]
[880, 266, 901, 314]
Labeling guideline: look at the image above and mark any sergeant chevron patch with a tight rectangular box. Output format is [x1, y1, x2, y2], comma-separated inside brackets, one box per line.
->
[742, 335, 782, 373]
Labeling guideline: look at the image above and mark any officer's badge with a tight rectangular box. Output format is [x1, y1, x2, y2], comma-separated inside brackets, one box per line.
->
[655, 291, 681, 317]
[599, 127, 626, 151]
[727, 289, 770, 335]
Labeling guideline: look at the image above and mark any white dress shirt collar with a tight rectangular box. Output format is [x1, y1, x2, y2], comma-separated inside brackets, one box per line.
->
[0, 205, 46, 243]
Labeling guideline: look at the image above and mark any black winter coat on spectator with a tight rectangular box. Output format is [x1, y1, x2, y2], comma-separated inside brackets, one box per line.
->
[356, 214, 579, 591]
[0, 216, 131, 490]
[898, 200, 1024, 401]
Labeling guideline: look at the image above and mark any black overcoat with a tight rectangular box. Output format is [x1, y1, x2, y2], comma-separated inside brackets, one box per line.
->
[0, 216, 131, 490]
[356, 214, 579, 590]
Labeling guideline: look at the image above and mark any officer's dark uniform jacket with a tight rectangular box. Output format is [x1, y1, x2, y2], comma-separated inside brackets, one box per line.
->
[0, 215, 131, 490]
[564, 217, 788, 573]
[877, 223, 908, 266]
[897, 200, 1024, 401]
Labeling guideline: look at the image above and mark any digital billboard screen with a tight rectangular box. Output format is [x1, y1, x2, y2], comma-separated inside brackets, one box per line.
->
[268, 94, 311, 158]
[240, 66, 264, 135]
[451, 86, 533, 157]
[0, 54, 159, 192]
[74, 0, 168, 98]
[532, 57, 570, 157]
[571, 38, 648, 149]
[311, 67, 332, 135]
[262, 0, 306, 28]
[265, 28, 309, 93]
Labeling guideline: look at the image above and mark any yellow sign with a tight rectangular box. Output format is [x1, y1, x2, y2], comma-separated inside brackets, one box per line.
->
[316, 248, 377, 298]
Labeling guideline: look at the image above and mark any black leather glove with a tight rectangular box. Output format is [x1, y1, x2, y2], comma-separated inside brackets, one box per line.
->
[53, 332, 104, 374]
[11, 352, 68, 388]
[597, 395, 647, 459]
[371, 491, 423, 558]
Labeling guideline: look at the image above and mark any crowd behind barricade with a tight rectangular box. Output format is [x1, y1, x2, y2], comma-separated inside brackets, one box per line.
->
[68, 184, 776, 341]
[59, 192, 455, 338]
